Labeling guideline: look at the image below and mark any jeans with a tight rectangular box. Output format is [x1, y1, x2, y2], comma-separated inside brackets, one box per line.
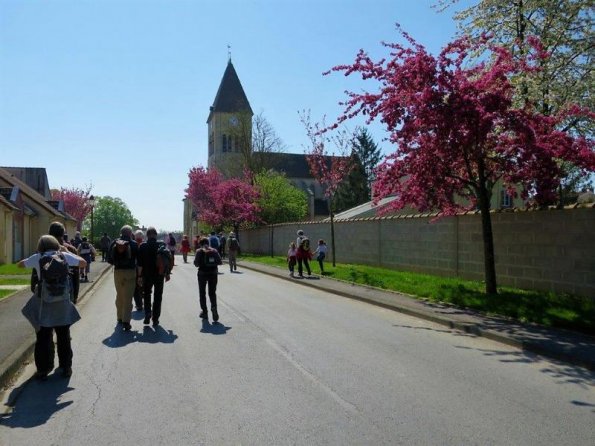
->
[197, 272, 218, 312]
[35, 325, 72, 373]
[143, 274, 165, 321]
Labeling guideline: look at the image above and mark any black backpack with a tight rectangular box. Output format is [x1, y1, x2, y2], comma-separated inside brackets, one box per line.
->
[156, 243, 172, 276]
[195, 248, 219, 272]
[109, 239, 131, 267]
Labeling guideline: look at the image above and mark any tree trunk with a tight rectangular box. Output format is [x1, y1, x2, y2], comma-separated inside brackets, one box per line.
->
[477, 184, 498, 295]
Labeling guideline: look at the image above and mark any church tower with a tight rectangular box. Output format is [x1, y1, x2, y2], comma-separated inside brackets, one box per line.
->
[207, 60, 253, 177]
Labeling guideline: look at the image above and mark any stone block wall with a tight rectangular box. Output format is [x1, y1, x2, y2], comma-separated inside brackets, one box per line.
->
[239, 208, 594, 298]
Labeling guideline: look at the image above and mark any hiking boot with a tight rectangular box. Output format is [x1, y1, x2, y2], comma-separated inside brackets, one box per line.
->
[143, 316, 151, 325]
[199, 311, 208, 319]
[212, 310, 219, 322]
[61, 367, 72, 378]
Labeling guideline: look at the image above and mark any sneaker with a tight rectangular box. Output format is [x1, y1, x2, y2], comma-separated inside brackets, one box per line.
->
[122, 322, 132, 331]
[212, 310, 219, 322]
[199, 311, 208, 319]
[61, 367, 72, 378]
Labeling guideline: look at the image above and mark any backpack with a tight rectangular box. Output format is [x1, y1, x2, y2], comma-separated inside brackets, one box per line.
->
[38, 252, 71, 303]
[79, 241, 91, 256]
[209, 235, 220, 249]
[229, 238, 239, 251]
[110, 239, 131, 267]
[196, 248, 219, 272]
[300, 237, 310, 251]
[156, 243, 172, 276]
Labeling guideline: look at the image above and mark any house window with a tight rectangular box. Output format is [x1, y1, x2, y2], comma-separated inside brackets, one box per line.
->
[501, 190, 513, 208]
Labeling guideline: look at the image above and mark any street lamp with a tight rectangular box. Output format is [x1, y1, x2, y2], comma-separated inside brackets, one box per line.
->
[89, 195, 95, 245]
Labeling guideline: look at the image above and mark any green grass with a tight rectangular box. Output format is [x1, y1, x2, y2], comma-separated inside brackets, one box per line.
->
[0, 263, 31, 275]
[0, 277, 29, 285]
[0, 289, 17, 300]
[242, 254, 595, 334]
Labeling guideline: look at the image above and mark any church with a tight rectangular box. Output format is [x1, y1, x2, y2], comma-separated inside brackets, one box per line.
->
[183, 60, 331, 237]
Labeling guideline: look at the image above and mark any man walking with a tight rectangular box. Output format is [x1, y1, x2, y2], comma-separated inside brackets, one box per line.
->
[194, 237, 222, 322]
[137, 227, 171, 326]
[107, 225, 138, 331]
[100, 232, 111, 262]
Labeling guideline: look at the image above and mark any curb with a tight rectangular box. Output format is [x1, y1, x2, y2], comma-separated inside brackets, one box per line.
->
[0, 265, 112, 391]
[238, 261, 595, 371]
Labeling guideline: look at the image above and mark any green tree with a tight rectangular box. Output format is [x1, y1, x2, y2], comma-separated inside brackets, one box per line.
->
[82, 196, 138, 245]
[333, 153, 369, 213]
[254, 171, 308, 224]
[352, 127, 382, 197]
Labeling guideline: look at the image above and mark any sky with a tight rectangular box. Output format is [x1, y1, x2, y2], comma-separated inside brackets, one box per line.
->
[0, 0, 473, 231]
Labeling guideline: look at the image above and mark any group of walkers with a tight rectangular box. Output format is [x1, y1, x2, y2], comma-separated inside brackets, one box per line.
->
[287, 229, 327, 278]
[16, 222, 236, 382]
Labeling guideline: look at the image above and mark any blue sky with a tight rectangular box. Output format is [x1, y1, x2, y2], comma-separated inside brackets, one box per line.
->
[0, 0, 472, 231]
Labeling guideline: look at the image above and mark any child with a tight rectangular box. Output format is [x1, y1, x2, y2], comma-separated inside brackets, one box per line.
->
[313, 239, 328, 273]
[287, 241, 297, 277]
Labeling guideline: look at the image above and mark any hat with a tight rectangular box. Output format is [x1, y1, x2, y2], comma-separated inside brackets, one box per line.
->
[297, 229, 304, 236]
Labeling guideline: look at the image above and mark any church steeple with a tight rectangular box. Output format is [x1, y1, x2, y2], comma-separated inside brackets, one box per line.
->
[207, 60, 252, 123]
[207, 60, 253, 174]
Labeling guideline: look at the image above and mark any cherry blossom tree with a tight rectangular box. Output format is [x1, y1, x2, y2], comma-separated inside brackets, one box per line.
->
[185, 166, 260, 236]
[326, 29, 595, 294]
[51, 186, 93, 231]
[301, 111, 354, 267]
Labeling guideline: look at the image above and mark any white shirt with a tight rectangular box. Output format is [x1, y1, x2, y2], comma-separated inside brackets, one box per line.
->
[23, 251, 81, 278]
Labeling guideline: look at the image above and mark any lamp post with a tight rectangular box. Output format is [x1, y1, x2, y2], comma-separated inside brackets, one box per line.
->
[89, 195, 95, 246]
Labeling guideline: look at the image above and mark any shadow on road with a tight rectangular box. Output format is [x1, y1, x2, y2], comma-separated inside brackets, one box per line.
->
[137, 325, 178, 344]
[200, 319, 231, 335]
[0, 374, 74, 429]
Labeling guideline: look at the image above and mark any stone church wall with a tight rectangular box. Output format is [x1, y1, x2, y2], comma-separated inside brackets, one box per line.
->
[238, 207, 595, 298]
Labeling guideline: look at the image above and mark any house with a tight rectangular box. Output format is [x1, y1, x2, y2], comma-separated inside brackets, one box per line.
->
[0, 167, 77, 263]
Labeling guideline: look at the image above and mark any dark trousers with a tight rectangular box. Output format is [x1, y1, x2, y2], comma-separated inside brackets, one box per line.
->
[197, 272, 218, 312]
[143, 275, 165, 321]
[35, 325, 72, 373]
[70, 268, 80, 303]
[297, 257, 311, 276]
[134, 282, 144, 309]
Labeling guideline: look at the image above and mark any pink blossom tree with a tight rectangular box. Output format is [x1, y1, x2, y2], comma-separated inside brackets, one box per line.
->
[185, 166, 260, 236]
[51, 186, 93, 231]
[326, 29, 595, 294]
[301, 111, 354, 267]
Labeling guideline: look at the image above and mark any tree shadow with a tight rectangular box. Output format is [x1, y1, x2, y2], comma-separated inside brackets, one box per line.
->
[200, 319, 231, 335]
[136, 325, 178, 344]
[0, 373, 74, 428]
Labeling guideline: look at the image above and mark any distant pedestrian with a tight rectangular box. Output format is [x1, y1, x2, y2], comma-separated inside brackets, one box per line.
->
[77, 236, 96, 282]
[287, 241, 297, 277]
[19, 235, 86, 380]
[107, 225, 138, 331]
[167, 233, 176, 269]
[296, 229, 312, 277]
[137, 227, 171, 326]
[313, 239, 328, 274]
[72, 231, 83, 249]
[208, 231, 220, 251]
[194, 237, 222, 321]
[132, 229, 145, 311]
[218, 232, 226, 259]
[100, 233, 111, 262]
[192, 235, 199, 252]
[227, 231, 240, 272]
[181, 235, 191, 263]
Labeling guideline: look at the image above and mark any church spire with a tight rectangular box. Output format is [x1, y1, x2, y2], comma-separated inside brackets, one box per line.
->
[207, 60, 253, 123]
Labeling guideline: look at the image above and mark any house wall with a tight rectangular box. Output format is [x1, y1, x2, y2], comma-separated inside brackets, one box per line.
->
[239, 208, 595, 298]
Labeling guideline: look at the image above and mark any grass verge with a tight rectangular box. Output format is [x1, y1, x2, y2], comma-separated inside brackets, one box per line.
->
[242, 254, 595, 335]
[0, 289, 17, 300]
[0, 264, 30, 275]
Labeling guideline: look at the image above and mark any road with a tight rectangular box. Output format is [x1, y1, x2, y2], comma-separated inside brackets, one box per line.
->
[1, 260, 594, 445]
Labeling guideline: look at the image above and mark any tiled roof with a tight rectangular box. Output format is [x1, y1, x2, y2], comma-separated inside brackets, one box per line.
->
[208, 61, 253, 121]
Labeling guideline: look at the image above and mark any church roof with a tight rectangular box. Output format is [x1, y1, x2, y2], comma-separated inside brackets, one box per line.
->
[263, 152, 347, 179]
[208, 61, 253, 122]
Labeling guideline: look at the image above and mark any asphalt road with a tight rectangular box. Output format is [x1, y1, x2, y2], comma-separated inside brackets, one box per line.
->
[1, 261, 594, 445]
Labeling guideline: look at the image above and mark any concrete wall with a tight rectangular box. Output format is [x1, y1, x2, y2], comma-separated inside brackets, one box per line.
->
[239, 208, 595, 298]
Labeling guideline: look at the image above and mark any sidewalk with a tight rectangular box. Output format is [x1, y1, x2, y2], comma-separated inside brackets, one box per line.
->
[0, 261, 112, 390]
[238, 260, 595, 371]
